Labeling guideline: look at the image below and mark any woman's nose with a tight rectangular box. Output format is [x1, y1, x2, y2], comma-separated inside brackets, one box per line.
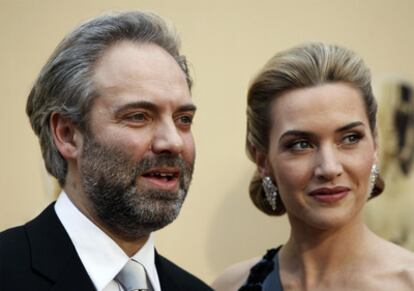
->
[314, 144, 343, 181]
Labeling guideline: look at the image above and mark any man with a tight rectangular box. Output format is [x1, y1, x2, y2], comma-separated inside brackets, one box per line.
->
[0, 11, 212, 291]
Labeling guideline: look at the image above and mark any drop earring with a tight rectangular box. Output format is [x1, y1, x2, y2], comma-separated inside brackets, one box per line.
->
[262, 176, 278, 211]
[370, 164, 379, 195]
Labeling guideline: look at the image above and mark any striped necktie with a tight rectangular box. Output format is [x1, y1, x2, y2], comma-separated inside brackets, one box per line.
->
[116, 259, 148, 291]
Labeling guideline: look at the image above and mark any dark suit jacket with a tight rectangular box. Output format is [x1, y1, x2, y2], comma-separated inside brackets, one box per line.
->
[0, 203, 212, 291]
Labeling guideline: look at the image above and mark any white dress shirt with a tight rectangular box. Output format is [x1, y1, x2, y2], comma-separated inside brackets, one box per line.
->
[55, 191, 161, 291]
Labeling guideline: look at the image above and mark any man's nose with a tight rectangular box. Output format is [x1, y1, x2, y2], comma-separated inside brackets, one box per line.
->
[314, 144, 343, 181]
[151, 120, 184, 155]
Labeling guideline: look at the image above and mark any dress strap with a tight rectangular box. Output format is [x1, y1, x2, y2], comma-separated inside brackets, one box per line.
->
[239, 246, 282, 291]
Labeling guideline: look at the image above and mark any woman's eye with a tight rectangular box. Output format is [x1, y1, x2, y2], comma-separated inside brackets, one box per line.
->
[289, 140, 312, 151]
[342, 133, 362, 144]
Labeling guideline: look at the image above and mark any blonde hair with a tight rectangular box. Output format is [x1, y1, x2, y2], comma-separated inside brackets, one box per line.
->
[246, 42, 383, 215]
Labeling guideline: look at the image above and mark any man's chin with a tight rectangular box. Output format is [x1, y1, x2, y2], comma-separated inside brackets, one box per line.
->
[102, 205, 183, 240]
[109, 219, 177, 241]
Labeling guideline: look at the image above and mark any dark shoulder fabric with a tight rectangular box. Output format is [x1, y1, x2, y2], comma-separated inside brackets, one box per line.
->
[262, 248, 282, 291]
[0, 203, 95, 291]
[238, 246, 283, 291]
[0, 224, 52, 290]
[155, 252, 212, 291]
[1, 203, 212, 291]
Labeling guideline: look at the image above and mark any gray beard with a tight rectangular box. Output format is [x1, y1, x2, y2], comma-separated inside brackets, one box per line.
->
[80, 134, 194, 240]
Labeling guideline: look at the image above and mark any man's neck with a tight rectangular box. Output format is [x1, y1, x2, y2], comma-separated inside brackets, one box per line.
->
[63, 183, 150, 257]
[110, 234, 150, 257]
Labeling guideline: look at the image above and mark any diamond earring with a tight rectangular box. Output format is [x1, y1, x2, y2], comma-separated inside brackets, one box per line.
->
[370, 164, 379, 195]
[262, 176, 278, 211]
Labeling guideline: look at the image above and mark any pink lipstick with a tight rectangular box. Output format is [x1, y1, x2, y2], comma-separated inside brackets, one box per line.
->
[308, 186, 350, 203]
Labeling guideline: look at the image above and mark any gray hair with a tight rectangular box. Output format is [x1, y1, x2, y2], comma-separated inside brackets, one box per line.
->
[26, 11, 191, 186]
[246, 42, 383, 216]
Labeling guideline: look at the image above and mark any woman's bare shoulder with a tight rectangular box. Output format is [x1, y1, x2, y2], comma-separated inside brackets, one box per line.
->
[211, 257, 260, 291]
[390, 243, 414, 284]
[377, 239, 414, 265]
[372, 238, 414, 288]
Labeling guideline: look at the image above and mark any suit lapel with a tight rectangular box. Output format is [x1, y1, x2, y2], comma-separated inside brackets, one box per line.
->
[155, 251, 180, 291]
[25, 203, 96, 290]
[50, 258, 96, 291]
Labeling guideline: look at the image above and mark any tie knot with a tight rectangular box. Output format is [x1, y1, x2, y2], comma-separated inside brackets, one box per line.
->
[116, 259, 148, 291]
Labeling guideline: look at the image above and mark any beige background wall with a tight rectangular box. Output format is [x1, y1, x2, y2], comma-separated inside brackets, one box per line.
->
[1, 0, 414, 284]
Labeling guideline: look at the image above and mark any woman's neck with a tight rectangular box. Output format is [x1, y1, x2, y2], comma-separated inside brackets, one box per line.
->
[279, 214, 376, 289]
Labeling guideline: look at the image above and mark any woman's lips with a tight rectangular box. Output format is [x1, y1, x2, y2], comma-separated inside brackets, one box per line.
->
[308, 186, 350, 203]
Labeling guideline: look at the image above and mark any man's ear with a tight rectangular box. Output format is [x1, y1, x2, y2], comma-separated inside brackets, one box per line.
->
[50, 112, 83, 160]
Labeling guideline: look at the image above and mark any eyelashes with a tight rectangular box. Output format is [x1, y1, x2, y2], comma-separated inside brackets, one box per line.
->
[120, 111, 195, 130]
[282, 132, 365, 153]
[342, 132, 364, 145]
[285, 140, 312, 152]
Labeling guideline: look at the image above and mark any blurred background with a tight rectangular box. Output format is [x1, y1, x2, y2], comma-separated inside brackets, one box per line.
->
[1, 0, 414, 284]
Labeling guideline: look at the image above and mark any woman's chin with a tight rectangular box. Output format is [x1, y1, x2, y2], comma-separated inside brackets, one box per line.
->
[290, 207, 361, 232]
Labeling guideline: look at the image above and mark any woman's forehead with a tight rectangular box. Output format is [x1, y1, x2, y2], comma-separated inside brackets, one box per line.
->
[269, 83, 368, 135]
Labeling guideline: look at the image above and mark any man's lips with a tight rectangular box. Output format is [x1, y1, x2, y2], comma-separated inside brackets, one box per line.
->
[140, 168, 180, 191]
[308, 186, 350, 203]
[141, 167, 180, 181]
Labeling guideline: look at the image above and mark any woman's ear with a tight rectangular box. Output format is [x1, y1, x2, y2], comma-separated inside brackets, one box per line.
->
[50, 112, 83, 160]
[373, 127, 379, 164]
[255, 151, 270, 178]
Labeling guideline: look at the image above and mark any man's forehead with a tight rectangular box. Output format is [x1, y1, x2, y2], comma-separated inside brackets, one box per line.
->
[89, 40, 191, 113]
[92, 41, 187, 89]
[90, 84, 193, 115]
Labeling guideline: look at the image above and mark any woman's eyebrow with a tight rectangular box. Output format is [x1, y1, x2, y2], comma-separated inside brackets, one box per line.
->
[279, 130, 315, 142]
[335, 121, 365, 133]
[278, 121, 365, 142]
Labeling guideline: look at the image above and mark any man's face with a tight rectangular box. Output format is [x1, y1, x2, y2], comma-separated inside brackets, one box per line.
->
[78, 41, 195, 239]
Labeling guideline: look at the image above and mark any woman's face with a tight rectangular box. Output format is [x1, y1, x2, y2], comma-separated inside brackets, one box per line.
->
[260, 82, 377, 230]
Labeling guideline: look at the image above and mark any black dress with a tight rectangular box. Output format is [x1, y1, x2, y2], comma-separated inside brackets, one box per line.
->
[239, 246, 283, 291]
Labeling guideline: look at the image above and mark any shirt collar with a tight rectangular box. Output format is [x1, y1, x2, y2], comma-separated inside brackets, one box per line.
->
[55, 191, 160, 291]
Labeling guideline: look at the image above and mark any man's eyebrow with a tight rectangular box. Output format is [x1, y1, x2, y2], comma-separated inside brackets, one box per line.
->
[113, 101, 158, 115]
[113, 101, 197, 115]
[176, 104, 197, 113]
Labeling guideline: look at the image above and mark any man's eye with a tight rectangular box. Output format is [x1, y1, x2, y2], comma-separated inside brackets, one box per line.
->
[126, 112, 146, 121]
[177, 115, 193, 125]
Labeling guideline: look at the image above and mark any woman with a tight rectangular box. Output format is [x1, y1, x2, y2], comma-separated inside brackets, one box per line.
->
[212, 43, 414, 290]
